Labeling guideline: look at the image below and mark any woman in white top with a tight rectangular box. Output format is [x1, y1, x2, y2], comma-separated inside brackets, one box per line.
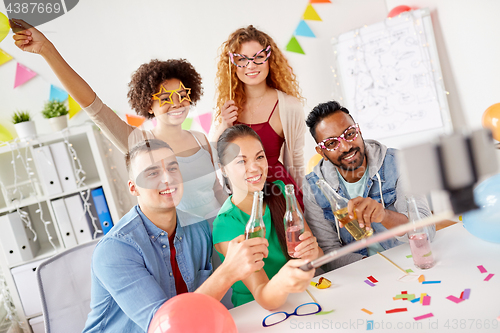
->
[12, 19, 226, 222]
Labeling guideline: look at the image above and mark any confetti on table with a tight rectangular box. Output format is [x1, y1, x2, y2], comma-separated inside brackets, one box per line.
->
[386, 308, 408, 314]
[406, 254, 413, 258]
[405, 269, 414, 273]
[422, 295, 431, 306]
[395, 294, 410, 300]
[446, 295, 465, 304]
[460, 291, 464, 299]
[401, 291, 407, 294]
[315, 309, 335, 315]
[477, 265, 487, 273]
[420, 293, 427, 304]
[411, 297, 420, 303]
[422, 281, 441, 284]
[484, 274, 494, 281]
[364, 280, 376, 287]
[462, 288, 471, 300]
[406, 294, 415, 301]
[367, 276, 378, 283]
[414, 313, 434, 321]
[361, 308, 373, 315]
[418, 275, 425, 283]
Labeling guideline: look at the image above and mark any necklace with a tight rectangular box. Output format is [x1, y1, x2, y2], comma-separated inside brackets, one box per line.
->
[247, 89, 267, 127]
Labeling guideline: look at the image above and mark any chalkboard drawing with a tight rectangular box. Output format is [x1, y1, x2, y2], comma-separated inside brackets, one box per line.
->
[334, 9, 446, 140]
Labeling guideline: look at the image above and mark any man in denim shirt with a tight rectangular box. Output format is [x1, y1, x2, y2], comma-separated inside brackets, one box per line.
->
[83, 139, 268, 332]
[303, 101, 432, 272]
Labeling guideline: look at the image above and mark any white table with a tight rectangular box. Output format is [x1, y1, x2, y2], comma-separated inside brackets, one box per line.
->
[230, 224, 500, 332]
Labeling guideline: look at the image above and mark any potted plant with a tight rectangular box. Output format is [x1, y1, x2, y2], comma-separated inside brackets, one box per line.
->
[12, 110, 37, 139]
[41, 100, 69, 132]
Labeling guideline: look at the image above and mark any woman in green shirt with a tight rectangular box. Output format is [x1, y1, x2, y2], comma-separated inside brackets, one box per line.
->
[213, 125, 323, 309]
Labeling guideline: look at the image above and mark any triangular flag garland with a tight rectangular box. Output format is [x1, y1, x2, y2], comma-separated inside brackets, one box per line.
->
[196, 113, 212, 134]
[303, 4, 322, 21]
[151, 118, 157, 127]
[50, 85, 68, 102]
[14, 63, 37, 88]
[68, 95, 82, 119]
[125, 114, 146, 127]
[310, 0, 331, 3]
[286, 36, 305, 55]
[181, 118, 193, 130]
[0, 48, 13, 66]
[295, 20, 316, 38]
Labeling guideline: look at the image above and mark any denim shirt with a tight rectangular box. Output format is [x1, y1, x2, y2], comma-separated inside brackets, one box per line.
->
[83, 205, 213, 333]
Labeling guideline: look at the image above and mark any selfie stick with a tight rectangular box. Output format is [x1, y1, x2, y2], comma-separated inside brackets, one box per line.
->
[299, 210, 454, 271]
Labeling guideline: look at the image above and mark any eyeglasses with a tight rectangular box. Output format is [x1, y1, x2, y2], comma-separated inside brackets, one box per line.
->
[262, 302, 322, 327]
[229, 45, 271, 68]
[152, 81, 191, 107]
[316, 123, 360, 152]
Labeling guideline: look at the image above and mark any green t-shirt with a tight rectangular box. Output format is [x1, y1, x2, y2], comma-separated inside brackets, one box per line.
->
[213, 180, 288, 307]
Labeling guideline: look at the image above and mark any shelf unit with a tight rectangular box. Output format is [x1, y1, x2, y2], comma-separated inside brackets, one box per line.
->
[0, 123, 134, 333]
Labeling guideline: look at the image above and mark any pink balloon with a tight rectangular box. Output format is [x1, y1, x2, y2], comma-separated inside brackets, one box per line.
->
[148, 293, 237, 333]
[388, 5, 412, 18]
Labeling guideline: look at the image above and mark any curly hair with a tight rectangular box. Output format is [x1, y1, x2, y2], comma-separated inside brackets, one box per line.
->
[214, 25, 303, 124]
[127, 59, 203, 119]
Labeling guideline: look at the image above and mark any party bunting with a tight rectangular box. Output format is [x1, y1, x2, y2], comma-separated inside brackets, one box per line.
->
[151, 118, 157, 127]
[196, 112, 212, 134]
[126, 114, 146, 127]
[0, 48, 13, 66]
[310, 0, 331, 3]
[14, 63, 37, 88]
[181, 118, 193, 130]
[68, 95, 82, 119]
[50, 85, 68, 102]
[286, 36, 305, 54]
[294, 20, 315, 38]
[0, 124, 13, 142]
[302, 4, 322, 21]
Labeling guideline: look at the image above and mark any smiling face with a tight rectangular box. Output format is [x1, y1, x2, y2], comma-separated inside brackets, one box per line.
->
[150, 78, 191, 127]
[315, 112, 366, 173]
[129, 147, 184, 213]
[222, 136, 268, 199]
[234, 41, 270, 87]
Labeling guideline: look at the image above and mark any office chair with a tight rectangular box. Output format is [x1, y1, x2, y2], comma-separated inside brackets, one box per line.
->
[36, 239, 99, 333]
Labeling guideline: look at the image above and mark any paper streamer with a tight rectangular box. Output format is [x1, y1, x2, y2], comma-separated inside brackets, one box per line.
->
[14, 63, 37, 88]
[126, 114, 146, 127]
[477, 265, 487, 273]
[68, 95, 82, 119]
[294, 20, 315, 38]
[446, 295, 464, 304]
[302, 4, 322, 21]
[414, 313, 434, 321]
[0, 48, 13, 66]
[196, 112, 212, 134]
[181, 117, 193, 130]
[386, 308, 407, 314]
[484, 273, 494, 281]
[285, 36, 305, 54]
[50, 85, 68, 102]
[462, 288, 471, 300]
[361, 308, 373, 315]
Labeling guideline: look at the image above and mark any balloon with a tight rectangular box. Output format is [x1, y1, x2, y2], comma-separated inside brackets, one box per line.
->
[307, 154, 323, 174]
[0, 12, 9, 43]
[462, 174, 500, 243]
[387, 5, 412, 18]
[482, 103, 500, 141]
[148, 293, 237, 333]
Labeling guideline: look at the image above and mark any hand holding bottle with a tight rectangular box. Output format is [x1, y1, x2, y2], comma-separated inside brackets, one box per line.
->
[291, 231, 319, 260]
[223, 235, 269, 282]
[346, 197, 385, 230]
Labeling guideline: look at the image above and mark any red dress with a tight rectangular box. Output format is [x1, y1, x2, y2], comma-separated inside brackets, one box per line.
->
[236, 100, 304, 210]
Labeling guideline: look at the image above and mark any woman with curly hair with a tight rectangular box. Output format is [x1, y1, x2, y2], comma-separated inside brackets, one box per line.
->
[210, 25, 306, 208]
[12, 20, 226, 222]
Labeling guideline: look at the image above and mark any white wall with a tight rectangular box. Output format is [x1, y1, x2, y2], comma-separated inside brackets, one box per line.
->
[1, 0, 499, 166]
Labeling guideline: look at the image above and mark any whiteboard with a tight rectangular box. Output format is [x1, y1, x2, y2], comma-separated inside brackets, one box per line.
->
[332, 8, 451, 140]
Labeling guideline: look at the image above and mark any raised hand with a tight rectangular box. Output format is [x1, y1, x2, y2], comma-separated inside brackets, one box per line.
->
[10, 19, 50, 55]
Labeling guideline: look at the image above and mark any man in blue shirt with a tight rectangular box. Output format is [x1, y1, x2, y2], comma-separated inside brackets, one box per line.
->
[83, 139, 268, 332]
[303, 101, 432, 272]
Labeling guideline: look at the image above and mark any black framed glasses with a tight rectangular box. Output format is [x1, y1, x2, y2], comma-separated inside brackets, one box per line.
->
[262, 302, 322, 327]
